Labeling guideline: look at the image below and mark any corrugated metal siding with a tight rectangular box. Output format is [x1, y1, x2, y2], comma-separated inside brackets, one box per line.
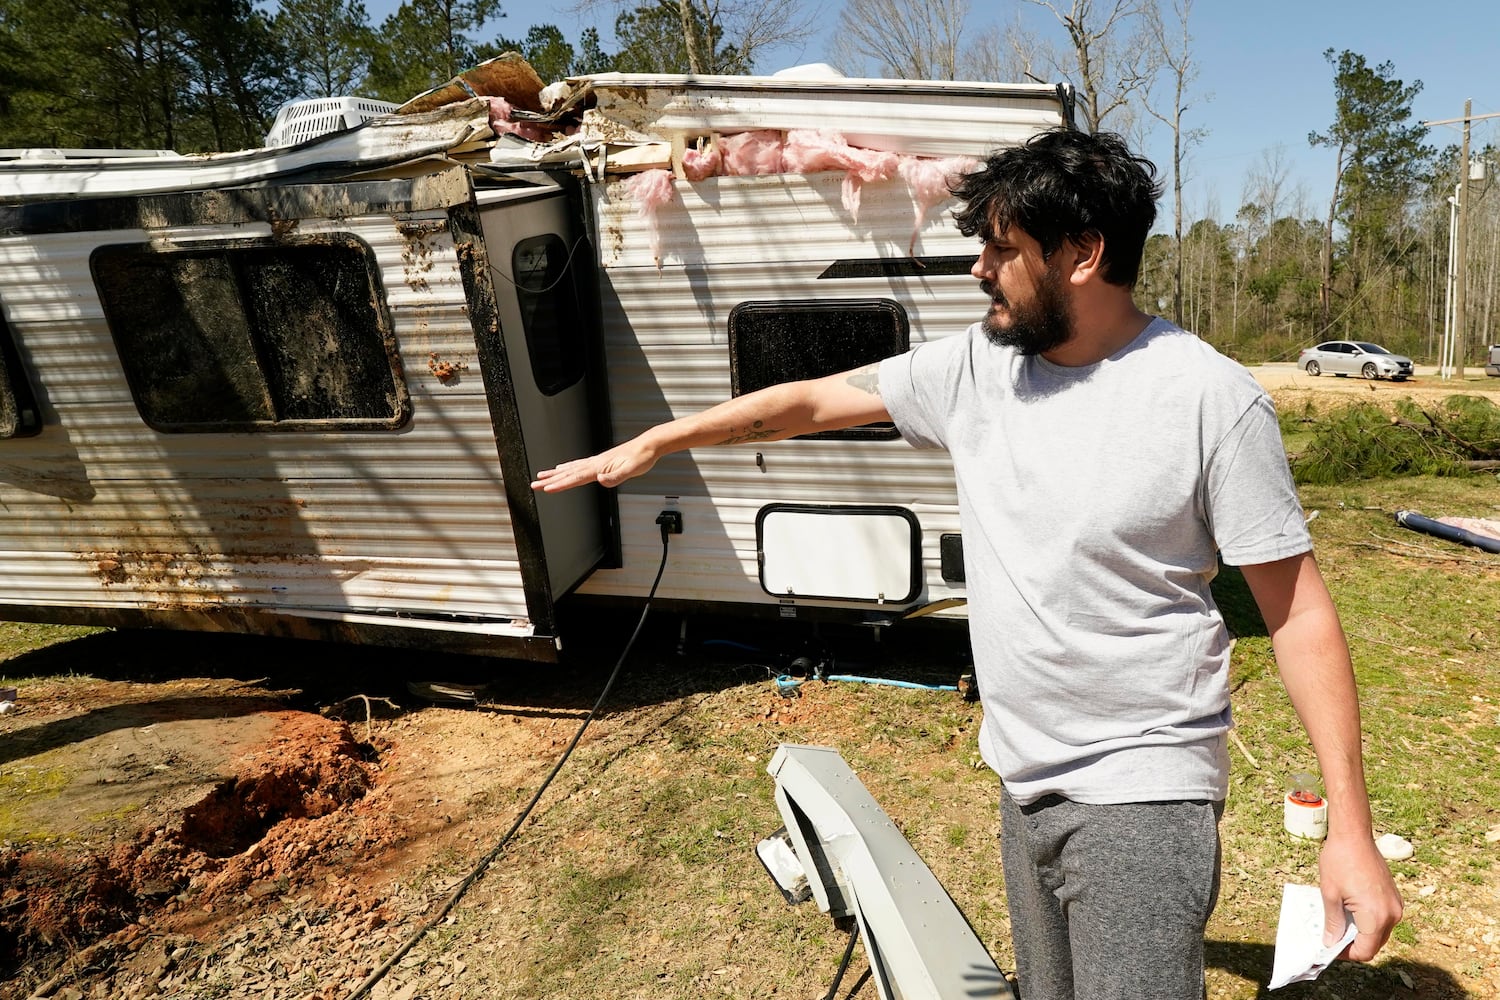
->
[0, 211, 529, 619]
[578, 170, 984, 608]
[595, 170, 979, 271]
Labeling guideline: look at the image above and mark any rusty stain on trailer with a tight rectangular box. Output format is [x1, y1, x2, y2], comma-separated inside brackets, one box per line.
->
[427, 352, 469, 384]
[86, 551, 208, 592]
[397, 218, 448, 294]
[269, 213, 299, 240]
[81, 548, 386, 601]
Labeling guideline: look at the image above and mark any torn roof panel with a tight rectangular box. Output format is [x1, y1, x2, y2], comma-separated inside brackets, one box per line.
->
[574, 73, 1070, 158]
[0, 101, 494, 203]
[397, 53, 547, 115]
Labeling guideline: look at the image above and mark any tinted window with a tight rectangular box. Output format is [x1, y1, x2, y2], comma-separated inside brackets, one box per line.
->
[513, 234, 586, 396]
[92, 239, 408, 432]
[1354, 342, 1388, 354]
[729, 299, 908, 441]
[0, 305, 41, 439]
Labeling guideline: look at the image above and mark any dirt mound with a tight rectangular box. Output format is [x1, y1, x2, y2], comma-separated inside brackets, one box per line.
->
[0, 711, 384, 977]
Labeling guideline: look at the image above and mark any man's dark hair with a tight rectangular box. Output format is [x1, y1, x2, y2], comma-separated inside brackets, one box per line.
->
[951, 128, 1162, 288]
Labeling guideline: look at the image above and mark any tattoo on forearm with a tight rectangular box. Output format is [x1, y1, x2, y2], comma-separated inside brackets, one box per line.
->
[717, 420, 783, 445]
[845, 367, 881, 395]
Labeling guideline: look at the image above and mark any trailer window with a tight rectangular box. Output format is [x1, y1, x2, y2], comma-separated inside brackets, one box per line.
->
[0, 305, 42, 438]
[729, 300, 908, 440]
[92, 239, 408, 432]
[513, 234, 586, 396]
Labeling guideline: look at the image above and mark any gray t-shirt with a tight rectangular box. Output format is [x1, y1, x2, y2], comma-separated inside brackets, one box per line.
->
[880, 318, 1310, 805]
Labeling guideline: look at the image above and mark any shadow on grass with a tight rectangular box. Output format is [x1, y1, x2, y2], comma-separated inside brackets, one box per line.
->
[1206, 940, 1468, 999]
[0, 607, 976, 719]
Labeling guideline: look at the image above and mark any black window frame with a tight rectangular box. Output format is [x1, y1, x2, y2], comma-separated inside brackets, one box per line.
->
[0, 302, 42, 439]
[91, 236, 410, 433]
[512, 233, 587, 397]
[728, 299, 909, 441]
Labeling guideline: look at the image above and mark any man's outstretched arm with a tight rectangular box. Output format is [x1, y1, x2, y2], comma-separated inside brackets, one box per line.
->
[530, 363, 891, 493]
[1240, 551, 1403, 962]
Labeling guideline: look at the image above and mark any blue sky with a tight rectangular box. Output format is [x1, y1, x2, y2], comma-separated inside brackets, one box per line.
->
[364, 0, 1498, 223]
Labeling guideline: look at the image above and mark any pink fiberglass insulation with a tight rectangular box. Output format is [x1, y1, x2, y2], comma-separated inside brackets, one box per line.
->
[898, 155, 978, 253]
[682, 143, 722, 181]
[781, 130, 899, 222]
[718, 130, 785, 176]
[624, 168, 677, 269]
[486, 96, 552, 143]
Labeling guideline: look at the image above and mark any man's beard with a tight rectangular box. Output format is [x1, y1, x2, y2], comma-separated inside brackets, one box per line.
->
[980, 267, 1073, 356]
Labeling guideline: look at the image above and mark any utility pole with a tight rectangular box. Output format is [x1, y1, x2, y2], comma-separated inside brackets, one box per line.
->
[1423, 103, 1500, 380]
[1455, 99, 1471, 380]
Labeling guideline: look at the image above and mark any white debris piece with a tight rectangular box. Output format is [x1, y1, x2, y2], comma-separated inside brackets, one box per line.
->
[1375, 832, 1414, 861]
[538, 81, 572, 112]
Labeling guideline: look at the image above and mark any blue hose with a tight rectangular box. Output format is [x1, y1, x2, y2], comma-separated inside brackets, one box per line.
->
[774, 673, 958, 694]
[1395, 510, 1500, 554]
[825, 674, 958, 692]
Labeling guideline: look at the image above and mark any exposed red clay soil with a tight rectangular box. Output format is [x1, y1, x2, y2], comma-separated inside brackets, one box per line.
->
[1, 710, 392, 977]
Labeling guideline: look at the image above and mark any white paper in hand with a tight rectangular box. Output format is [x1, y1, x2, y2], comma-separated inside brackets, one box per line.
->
[1268, 883, 1357, 989]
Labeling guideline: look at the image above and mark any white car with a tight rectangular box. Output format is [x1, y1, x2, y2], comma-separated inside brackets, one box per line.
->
[1298, 341, 1413, 381]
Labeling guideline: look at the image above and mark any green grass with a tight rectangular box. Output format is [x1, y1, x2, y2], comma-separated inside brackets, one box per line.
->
[0, 620, 105, 680]
[4, 434, 1497, 998]
[1208, 472, 1500, 994]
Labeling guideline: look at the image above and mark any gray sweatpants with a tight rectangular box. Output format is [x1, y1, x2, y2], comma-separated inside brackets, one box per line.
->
[1000, 788, 1223, 1000]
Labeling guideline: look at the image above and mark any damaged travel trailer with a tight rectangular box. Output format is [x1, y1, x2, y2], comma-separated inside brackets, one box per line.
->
[0, 57, 1075, 661]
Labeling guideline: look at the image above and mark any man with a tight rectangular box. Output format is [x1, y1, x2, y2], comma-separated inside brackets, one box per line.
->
[532, 128, 1401, 999]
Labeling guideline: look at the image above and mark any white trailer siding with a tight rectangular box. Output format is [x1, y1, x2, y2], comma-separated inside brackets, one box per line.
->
[0, 209, 530, 622]
[577, 169, 983, 611]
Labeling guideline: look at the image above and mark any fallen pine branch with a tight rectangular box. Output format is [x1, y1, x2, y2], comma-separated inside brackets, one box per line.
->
[1356, 536, 1498, 566]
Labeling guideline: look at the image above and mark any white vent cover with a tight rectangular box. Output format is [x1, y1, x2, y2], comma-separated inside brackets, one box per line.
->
[265, 97, 399, 148]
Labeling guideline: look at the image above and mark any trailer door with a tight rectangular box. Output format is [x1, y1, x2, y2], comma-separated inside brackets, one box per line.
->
[476, 188, 607, 604]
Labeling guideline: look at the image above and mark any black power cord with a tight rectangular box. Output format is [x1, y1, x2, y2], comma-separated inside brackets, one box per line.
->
[345, 520, 675, 1000]
[822, 921, 867, 1000]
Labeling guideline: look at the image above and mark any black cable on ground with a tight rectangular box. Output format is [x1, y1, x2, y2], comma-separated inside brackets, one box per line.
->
[345, 524, 674, 1000]
[840, 967, 871, 999]
[821, 922, 862, 1000]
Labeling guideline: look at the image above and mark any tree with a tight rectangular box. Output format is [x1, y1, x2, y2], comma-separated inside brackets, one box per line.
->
[273, 0, 375, 99]
[1308, 49, 1433, 335]
[490, 23, 575, 82]
[1010, 0, 1156, 136]
[574, 27, 613, 74]
[365, 0, 503, 103]
[0, 0, 298, 151]
[577, 0, 810, 75]
[956, 20, 1032, 82]
[179, 0, 296, 150]
[827, 0, 968, 80]
[1141, 0, 1203, 328]
[611, 0, 739, 74]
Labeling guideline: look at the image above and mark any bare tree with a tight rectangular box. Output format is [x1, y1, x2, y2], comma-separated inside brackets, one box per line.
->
[827, 0, 967, 80]
[1240, 144, 1293, 223]
[574, 0, 813, 74]
[1141, 0, 1202, 327]
[960, 16, 1044, 82]
[1007, 0, 1155, 137]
